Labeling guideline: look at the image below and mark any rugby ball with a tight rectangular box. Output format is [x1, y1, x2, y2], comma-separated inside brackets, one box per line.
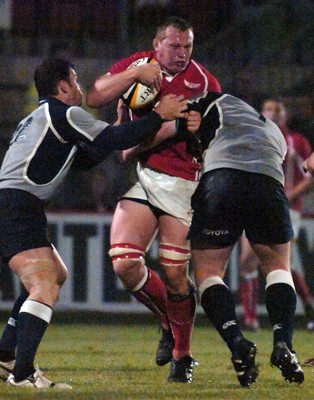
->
[122, 58, 160, 109]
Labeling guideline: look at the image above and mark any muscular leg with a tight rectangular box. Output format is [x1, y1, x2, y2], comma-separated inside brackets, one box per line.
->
[158, 215, 195, 361]
[0, 287, 29, 363]
[8, 246, 68, 382]
[251, 241, 304, 383]
[252, 242, 296, 347]
[193, 245, 244, 351]
[192, 244, 258, 387]
[110, 200, 170, 328]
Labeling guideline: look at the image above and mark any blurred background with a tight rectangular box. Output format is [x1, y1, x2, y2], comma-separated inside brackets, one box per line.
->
[0, 0, 313, 316]
[0, 0, 313, 211]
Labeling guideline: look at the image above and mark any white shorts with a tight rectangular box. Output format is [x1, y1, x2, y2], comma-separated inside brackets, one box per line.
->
[122, 164, 198, 227]
[290, 209, 301, 238]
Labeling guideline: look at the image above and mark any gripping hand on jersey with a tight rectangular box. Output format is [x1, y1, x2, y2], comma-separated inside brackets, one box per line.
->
[176, 110, 201, 135]
[154, 94, 188, 121]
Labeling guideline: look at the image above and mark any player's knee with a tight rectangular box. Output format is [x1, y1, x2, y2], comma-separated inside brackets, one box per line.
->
[18, 258, 61, 306]
[56, 262, 68, 286]
[159, 242, 191, 292]
[159, 242, 190, 268]
[109, 243, 145, 277]
[265, 269, 295, 291]
[198, 276, 227, 299]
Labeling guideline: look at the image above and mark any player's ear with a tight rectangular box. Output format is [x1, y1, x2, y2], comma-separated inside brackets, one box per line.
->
[153, 38, 159, 50]
[59, 80, 69, 94]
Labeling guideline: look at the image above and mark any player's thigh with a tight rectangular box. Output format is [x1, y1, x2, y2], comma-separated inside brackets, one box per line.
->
[240, 233, 259, 273]
[251, 241, 291, 276]
[190, 170, 252, 250]
[110, 199, 158, 247]
[192, 245, 234, 286]
[157, 215, 191, 289]
[158, 214, 190, 246]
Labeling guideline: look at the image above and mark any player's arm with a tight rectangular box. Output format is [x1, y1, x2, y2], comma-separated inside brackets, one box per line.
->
[87, 63, 161, 108]
[121, 121, 176, 161]
[73, 94, 187, 169]
[121, 110, 201, 162]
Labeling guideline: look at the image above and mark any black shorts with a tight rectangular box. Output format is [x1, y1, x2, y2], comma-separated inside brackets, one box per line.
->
[0, 189, 52, 261]
[188, 169, 293, 248]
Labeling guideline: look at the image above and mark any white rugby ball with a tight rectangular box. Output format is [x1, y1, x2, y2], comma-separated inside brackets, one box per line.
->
[122, 57, 160, 109]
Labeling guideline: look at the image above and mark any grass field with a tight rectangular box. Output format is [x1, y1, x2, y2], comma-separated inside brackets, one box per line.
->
[0, 319, 313, 400]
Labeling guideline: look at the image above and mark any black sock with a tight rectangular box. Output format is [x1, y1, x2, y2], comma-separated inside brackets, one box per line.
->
[265, 283, 296, 350]
[201, 284, 242, 353]
[13, 312, 49, 381]
[0, 287, 29, 361]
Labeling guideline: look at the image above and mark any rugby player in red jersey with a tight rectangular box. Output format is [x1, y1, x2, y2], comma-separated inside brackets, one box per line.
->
[87, 16, 221, 383]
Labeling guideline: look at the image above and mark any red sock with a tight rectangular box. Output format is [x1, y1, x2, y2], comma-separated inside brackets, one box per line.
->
[292, 270, 314, 305]
[167, 290, 196, 357]
[132, 267, 169, 329]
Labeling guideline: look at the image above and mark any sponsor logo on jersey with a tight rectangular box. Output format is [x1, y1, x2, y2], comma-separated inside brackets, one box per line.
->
[222, 320, 237, 330]
[273, 324, 283, 331]
[203, 229, 229, 236]
[184, 79, 201, 89]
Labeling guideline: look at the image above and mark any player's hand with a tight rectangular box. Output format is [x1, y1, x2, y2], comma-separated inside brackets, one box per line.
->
[135, 62, 162, 92]
[186, 111, 201, 133]
[154, 94, 187, 121]
[303, 152, 314, 175]
[114, 99, 130, 125]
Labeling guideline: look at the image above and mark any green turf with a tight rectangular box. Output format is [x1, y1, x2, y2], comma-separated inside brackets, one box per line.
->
[0, 321, 313, 399]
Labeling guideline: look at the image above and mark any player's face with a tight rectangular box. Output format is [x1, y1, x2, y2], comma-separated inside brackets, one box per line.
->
[67, 68, 83, 106]
[153, 26, 194, 75]
[262, 100, 286, 126]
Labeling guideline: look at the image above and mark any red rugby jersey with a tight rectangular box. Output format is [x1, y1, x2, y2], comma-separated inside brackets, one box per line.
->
[109, 50, 221, 181]
[282, 125, 312, 211]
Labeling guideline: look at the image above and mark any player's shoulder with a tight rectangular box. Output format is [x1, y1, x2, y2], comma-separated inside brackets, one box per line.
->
[46, 99, 88, 126]
[67, 105, 94, 122]
[187, 59, 221, 91]
[45, 97, 70, 119]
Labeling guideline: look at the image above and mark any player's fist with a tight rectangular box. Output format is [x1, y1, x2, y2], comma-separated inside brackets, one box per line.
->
[153, 94, 187, 121]
[186, 111, 201, 133]
[133, 58, 162, 91]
